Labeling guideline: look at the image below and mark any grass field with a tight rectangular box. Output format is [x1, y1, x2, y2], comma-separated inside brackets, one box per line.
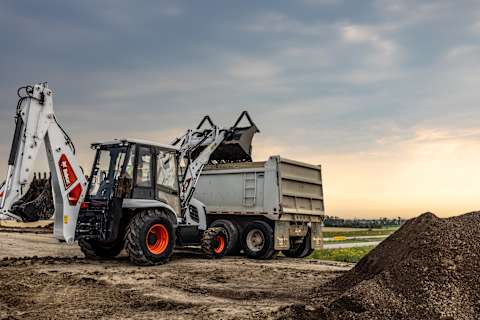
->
[308, 246, 375, 263]
[323, 227, 398, 238]
[311, 227, 399, 263]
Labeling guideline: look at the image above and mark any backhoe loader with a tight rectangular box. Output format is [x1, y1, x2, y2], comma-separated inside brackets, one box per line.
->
[0, 83, 258, 265]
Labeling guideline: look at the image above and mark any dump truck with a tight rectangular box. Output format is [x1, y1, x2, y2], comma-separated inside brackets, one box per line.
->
[194, 156, 324, 259]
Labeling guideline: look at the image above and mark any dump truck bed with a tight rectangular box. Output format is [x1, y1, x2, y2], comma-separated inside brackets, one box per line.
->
[194, 156, 324, 221]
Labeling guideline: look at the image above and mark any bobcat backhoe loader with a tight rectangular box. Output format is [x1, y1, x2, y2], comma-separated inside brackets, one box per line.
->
[0, 83, 258, 265]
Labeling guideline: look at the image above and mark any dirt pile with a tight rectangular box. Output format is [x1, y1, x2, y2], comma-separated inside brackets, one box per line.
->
[274, 212, 480, 320]
[312, 211, 480, 320]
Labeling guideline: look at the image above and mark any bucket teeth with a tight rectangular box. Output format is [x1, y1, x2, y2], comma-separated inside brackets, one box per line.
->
[11, 172, 54, 222]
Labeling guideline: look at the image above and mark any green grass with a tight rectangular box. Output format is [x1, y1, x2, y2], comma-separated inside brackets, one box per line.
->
[323, 227, 398, 238]
[308, 246, 375, 263]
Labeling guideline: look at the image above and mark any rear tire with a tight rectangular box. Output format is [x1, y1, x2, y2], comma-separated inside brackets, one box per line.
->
[201, 227, 229, 258]
[125, 209, 175, 266]
[242, 220, 277, 260]
[282, 229, 314, 258]
[79, 238, 125, 260]
[210, 219, 240, 255]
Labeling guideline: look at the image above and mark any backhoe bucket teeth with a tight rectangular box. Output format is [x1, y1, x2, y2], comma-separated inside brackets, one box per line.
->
[10, 172, 54, 222]
[209, 125, 258, 162]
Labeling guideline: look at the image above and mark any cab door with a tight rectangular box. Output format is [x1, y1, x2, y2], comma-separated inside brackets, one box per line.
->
[132, 145, 155, 199]
[154, 149, 181, 214]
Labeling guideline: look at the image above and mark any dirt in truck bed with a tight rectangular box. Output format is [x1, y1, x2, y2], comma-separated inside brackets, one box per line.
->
[0, 228, 349, 320]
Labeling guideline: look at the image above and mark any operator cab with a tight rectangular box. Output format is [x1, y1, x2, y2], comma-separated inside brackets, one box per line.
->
[87, 139, 179, 204]
[77, 139, 181, 242]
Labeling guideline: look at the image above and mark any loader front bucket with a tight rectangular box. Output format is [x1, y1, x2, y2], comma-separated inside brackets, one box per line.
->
[188, 111, 259, 163]
[209, 124, 258, 162]
[206, 111, 259, 163]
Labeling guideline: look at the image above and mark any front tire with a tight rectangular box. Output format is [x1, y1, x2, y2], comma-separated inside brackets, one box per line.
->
[125, 209, 175, 266]
[210, 219, 240, 255]
[201, 227, 229, 258]
[242, 220, 277, 260]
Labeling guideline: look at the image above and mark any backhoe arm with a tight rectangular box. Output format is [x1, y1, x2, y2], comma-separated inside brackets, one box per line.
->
[0, 83, 87, 243]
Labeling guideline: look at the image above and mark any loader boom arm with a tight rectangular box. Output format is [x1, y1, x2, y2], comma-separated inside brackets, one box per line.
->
[176, 126, 227, 212]
[174, 111, 258, 215]
[0, 83, 87, 243]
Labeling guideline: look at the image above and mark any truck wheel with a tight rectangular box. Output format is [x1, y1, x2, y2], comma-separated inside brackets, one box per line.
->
[282, 229, 314, 258]
[210, 219, 241, 255]
[201, 227, 229, 258]
[242, 220, 277, 260]
[79, 238, 124, 260]
[125, 209, 175, 266]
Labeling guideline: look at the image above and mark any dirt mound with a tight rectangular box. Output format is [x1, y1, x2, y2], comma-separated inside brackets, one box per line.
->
[313, 211, 480, 320]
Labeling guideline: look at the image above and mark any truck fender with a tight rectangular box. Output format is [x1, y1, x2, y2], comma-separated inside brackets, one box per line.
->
[122, 199, 179, 226]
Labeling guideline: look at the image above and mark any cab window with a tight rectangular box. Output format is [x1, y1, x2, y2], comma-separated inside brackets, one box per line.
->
[157, 151, 177, 191]
[136, 147, 152, 187]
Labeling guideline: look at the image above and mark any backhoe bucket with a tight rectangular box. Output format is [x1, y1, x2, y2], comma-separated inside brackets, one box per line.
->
[10, 172, 54, 222]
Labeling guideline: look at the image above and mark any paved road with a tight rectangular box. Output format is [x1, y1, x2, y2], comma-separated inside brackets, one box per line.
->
[323, 235, 388, 241]
[323, 241, 381, 249]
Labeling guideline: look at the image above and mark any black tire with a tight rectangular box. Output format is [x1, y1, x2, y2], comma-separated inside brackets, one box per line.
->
[210, 219, 240, 255]
[125, 209, 175, 266]
[79, 238, 125, 260]
[242, 220, 277, 260]
[282, 229, 314, 258]
[201, 227, 229, 258]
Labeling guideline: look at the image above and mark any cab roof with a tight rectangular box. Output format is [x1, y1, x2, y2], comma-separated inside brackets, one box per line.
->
[92, 139, 179, 152]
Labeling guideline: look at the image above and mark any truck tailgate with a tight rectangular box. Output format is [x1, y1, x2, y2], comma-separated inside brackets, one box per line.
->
[279, 158, 324, 215]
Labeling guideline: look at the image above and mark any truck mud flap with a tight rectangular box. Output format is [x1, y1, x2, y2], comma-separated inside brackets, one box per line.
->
[274, 221, 290, 250]
[311, 222, 323, 249]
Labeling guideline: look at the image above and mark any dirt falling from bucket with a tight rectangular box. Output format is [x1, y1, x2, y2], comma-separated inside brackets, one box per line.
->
[279, 211, 480, 320]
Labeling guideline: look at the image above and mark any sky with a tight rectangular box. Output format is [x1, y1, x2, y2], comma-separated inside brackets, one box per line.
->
[1, 0, 480, 218]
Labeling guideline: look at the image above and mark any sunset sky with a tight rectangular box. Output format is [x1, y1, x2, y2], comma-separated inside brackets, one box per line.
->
[1, 0, 480, 218]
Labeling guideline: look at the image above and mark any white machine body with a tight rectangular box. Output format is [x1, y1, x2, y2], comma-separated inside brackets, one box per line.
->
[0, 83, 87, 243]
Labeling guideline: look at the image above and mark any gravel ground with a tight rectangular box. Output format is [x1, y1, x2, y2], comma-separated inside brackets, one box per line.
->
[3, 211, 477, 320]
[0, 228, 350, 320]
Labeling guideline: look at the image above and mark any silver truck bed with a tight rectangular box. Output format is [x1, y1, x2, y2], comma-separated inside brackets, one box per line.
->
[194, 156, 324, 221]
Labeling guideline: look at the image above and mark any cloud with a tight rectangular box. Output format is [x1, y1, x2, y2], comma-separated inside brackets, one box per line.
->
[474, 18, 480, 33]
[374, 0, 455, 25]
[226, 56, 281, 81]
[301, 0, 342, 6]
[243, 12, 329, 35]
[340, 23, 399, 67]
[1, 0, 480, 218]
[254, 124, 480, 218]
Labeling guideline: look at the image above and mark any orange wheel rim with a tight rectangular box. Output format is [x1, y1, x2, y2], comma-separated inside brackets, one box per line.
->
[146, 224, 169, 255]
[214, 235, 225, 254]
